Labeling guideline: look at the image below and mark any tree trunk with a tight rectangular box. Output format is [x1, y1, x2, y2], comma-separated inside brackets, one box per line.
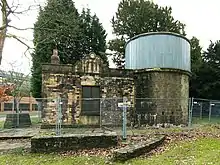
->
[0, 29, 6, 64]
[0, 0, 8, 64]
[12, 97, 15, 112]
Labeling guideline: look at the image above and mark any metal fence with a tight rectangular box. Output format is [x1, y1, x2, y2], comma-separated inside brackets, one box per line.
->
[0, 97, 42, 130]
[1, 97, 220, 138]
[190, 98, 220, 125]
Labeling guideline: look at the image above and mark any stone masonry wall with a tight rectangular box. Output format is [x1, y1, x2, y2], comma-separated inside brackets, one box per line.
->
[31, 133, 118, 153]
[100, 77, 135, 126]
[135, 69, 190, 125]
[41, 53, 135, 125]
[42, 72, 81, 124]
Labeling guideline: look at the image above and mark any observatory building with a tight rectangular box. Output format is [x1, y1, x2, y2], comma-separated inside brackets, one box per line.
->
[125, 32, 191, 125]
[41, 32, 190, 126]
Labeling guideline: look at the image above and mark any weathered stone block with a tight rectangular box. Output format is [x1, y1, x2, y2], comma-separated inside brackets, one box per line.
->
[31, 133, 118, 153]
[4, 113, 32, 129]
[112, 135, 165, 162]
[79, 116, 100, 125]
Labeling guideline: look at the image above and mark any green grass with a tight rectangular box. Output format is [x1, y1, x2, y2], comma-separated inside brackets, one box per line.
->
[192, 117, 220, 124]
[0, 120, 3, 129]
[0, 137, 220, 165]
[31, 117, 41, 125]
[132, 137, 220, 165]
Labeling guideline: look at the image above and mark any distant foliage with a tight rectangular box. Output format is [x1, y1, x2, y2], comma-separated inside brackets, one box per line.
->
[0, 85, 14, 102]
[189, 37, 203, 98]
[198, 41, 220, 99]
[190, 39, 220, 100]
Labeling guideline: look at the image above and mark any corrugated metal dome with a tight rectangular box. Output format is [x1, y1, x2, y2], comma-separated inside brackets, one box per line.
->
[125, 32, 191, 72]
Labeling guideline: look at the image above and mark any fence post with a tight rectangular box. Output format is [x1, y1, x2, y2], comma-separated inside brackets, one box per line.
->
[99, 98, 103, 129]
[188, 97, 194, 127]
[56, 96, 62, 136]
[209, 102, 212, 122]
[122, 97, 127, 140]
[37, 101, 42, 123]
[15, 98, 20, 128]
[199, 102, 203, 119]
[12, 97, 15, 112]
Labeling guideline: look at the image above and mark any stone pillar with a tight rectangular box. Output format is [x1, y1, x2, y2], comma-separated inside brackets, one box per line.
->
[51, 49, 60, 64]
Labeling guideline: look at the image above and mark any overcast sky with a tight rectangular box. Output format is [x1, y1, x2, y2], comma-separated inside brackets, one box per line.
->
[1, 0, 220, 74]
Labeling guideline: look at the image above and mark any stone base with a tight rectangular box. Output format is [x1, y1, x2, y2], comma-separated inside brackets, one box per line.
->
[112, 135, 165, 162]
[40, 124, 100, 129]
[79, 116, 100, 125]
[4, 113, 32, 129]
[31, 133, 118, 153]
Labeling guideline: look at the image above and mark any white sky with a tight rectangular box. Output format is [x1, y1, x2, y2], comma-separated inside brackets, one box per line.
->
[1, 0, 220, 74]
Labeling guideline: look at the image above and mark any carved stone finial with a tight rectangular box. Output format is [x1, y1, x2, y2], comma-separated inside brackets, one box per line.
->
[51, 49, 60, 64]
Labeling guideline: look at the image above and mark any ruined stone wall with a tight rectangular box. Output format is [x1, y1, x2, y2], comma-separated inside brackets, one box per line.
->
[135, 69, 190, 125]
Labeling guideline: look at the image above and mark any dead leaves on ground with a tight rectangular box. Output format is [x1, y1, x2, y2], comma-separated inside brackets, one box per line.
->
[60, 128, 220, 158]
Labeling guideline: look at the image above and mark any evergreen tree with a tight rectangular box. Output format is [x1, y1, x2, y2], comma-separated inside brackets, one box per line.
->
[199, 41, 220, 99]
[31, 0, 107, 98]
[80, 8, 107, 63]
[189, 37, 203, 98]
[109, 0, 186, 68]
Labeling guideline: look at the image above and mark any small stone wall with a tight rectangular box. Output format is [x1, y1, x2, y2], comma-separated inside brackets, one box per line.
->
[31, 133, 118, 153]
[40, 124, 100, 129]
[112, 135, 165, 162]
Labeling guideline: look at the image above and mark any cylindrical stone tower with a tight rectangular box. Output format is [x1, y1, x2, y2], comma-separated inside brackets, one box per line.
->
[125, 32, 191, 125]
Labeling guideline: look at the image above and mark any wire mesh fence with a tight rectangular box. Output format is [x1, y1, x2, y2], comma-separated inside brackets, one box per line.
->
[134, 98, 189, 127]
[190, 98, 220, 125]
[1, 96, 220, 137]
[0, 96, 42, 129]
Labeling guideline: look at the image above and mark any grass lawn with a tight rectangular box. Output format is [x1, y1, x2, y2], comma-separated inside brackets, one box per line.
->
[0, 116, 40, 129]
[0, 120, 3, 129]
[0, 137, 220, 165]
[31, 117, 41, 125]
[192, 117, 220, 125]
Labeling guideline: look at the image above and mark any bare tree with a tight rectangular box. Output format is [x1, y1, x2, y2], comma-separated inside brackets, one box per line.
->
[0, 0, 39, 64]
[0, 62, 30, 112]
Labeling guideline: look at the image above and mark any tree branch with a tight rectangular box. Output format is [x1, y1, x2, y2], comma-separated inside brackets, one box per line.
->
[6, 33, 31, 49]
[8, 25, 33, 30]
[6, 33, 34, 58]
[10, 4, 39, 15]
[5, 0, 19, 17]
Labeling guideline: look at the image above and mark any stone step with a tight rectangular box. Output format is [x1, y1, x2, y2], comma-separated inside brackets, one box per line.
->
[112, 135, 165, 162]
